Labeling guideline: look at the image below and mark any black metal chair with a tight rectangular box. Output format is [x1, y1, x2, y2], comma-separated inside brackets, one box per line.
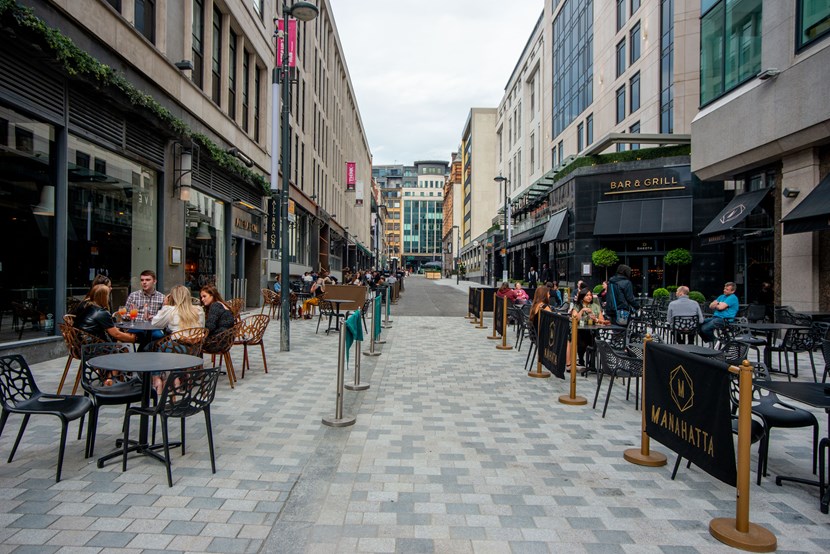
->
[719, 340, 749, 367]
[524, 318, 538, 372]
[80, 343, 143, 458]
[0, 354, 93, 482]
[745, 304, 767, 323]
[822, 338, 830, 384]
[670, 315, 700, 345]
[316, 300, 336, 335]
[593, 341, 642, 418]
[122, 366, 220, 487]
[768, 328, 817, 381]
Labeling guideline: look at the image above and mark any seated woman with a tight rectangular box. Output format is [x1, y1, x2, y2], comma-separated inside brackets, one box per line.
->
[570, 288, 606, 366]
[152, 285, 206, 333]
[71, 274, 112, 317]
[496, 282, 511, 299]
[528, 286, 551, 323]
[509, 282, 530, 306]
[74, 284, 136, 345]
[302, 270, 330, 318]
[200, 284, 235, 335]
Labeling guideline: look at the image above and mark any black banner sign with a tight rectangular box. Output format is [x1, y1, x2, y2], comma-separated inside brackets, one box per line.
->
[494, 294, 505, 337]
[469, 287, 498, 318]
[644, 343, 737, 487]
[266, 197, 279, 250]
[468, 288, 476, 316]
[537, 310, 570, 379]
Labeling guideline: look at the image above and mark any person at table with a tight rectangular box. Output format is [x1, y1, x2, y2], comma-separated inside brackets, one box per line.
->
[73, 284, 137, 344]
[302, 270, 330, 319]
[528, 286, 551, 323]
[496, 282, 511, 299]
[666, 286, 704, 343]
[272, 274, 281, 294]
[571, 280, 586, 304]
[70, 274, 113, 317]
[509, 282, 530, 306]
[126, 269, 164, 321]
[200, 284, 235, 335]
[571, 288, 606, 367]
[698, 281, 740, 344]
[152, 285, 205, 333]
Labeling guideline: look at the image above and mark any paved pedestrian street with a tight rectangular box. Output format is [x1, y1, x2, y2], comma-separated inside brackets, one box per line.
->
[1, 277, 828, 553]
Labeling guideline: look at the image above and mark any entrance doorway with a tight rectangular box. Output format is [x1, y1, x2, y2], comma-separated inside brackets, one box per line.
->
[626, 255, 665, 297]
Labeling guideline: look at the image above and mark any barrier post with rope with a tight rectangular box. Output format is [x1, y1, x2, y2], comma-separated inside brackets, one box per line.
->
[322, 314, 357, 428]
[558, 313, 587, 405]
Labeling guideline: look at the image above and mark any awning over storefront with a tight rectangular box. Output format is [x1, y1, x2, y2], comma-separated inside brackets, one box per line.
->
[699, 188, 770, 239]
[593, 197, 693, 236]
[781, 174, 830, 235]
[541, 209, 568, 243]
[356, 243, 371, 256]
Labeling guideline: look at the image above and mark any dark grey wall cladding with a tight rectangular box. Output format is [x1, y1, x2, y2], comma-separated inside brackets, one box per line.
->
[0, 47, 65, 121]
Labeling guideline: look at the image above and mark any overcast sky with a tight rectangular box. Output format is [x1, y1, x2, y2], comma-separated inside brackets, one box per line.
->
[329, 0, 544, 166]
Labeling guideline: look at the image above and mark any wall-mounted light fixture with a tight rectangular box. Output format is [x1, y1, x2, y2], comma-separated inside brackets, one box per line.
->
[173, 142, 198, 202]
[227, 147, 254, 168]
[174, 60, 194, 71]
[757, 68, 780, 80]
[31, 185, 55, 216]
[233, 199, 268, 214]
[782, 187, 800, 198]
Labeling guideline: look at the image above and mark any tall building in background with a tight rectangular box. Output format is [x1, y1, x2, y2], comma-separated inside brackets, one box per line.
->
[442, 152, 463, 275]
[402, 161, 448, 271]
[373, 164, 407, 270]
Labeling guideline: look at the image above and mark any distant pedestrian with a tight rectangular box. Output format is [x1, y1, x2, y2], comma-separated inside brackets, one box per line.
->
[527, 267, 539, 288]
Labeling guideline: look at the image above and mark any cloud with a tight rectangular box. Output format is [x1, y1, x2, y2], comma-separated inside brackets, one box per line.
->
[329, 0, 544, 165]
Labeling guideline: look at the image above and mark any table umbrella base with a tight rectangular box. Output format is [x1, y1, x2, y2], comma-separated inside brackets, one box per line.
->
[709, 518, 776, 552]
[558, 394, 587, 405]
[623, 448, 667, 466]
[345, 383, 370, 391]
[322, 416, 356, 427]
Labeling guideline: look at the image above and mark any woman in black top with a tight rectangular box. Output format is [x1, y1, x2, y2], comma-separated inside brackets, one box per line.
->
[200, 285, 235, 334]
[73, 284, 136, 344]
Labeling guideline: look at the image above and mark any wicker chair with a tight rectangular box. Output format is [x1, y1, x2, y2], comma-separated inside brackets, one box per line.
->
[260, 289, 280, 320]
[57, 324, 104, 395]
[203, 323, 242, 388]
[148, 327, 209, 356]
[227, 298, 244, 323]
[234, 315, 269, 378]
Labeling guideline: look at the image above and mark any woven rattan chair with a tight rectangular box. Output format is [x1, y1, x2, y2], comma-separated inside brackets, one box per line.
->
[234, 315, 269, 378]
[203, 323, 241, 388]
[57, 324, 104, 395]
[260, 289, 280, 320]
[227, 298, 244, 323]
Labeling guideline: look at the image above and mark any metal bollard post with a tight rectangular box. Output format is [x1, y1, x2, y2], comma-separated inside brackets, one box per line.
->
[383, 286, 393, 327]
[364, 296, 381, 357]
[322, 320, 356, 427]
[345, 327, 369, 391]
[375, 294, 387, 345]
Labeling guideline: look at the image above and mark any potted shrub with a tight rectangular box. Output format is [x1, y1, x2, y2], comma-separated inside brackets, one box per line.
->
[653, 288, 670, 300]
[591, 248, 619, 280]
[665, 248, 692, 286]
[688, 291, 706, 304]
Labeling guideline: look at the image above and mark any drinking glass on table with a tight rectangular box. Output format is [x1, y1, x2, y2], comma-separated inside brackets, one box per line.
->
[129, 305, 138, 324]
[117, 305, 127, 322]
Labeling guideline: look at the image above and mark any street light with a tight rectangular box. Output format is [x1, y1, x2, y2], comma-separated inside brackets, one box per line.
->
[493, 175, 510, 283]
[274, 0, 319, 352]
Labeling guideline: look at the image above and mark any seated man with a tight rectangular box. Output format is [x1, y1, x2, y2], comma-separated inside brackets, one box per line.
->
[666, 286, 704, 343]
[126, 269, 165, 321]
[698, 281, 739, 343]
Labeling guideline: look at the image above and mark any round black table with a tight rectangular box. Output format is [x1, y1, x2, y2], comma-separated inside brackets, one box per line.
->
[323, 299, 352, 334]
[745, 322, 809, 370]
[116, 321, 166, 350]
[665, 343, 723, 358]
[88, 352, 204, 468]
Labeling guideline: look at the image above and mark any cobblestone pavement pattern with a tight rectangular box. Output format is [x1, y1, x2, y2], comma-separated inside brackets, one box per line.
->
[0, 276, 828, 553]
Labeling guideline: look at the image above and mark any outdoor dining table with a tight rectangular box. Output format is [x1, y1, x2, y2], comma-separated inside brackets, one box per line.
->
[322, 298, 352, 334]
[754, 381, 830, 514]
[87, 352, 204, 468]
[744, 322, 808, 371]
[116, 320, 165, 350]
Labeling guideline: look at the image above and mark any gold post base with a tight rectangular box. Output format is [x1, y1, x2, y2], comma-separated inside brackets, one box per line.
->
[528, 369, 551, 378]
[709, 519, 777, 552]
[487, 335, 500, 340]
[496, 344, 513, 350]
[623, 448, 667, 467]
[476, 323, 486, 329]
[558, 394, 587, 405]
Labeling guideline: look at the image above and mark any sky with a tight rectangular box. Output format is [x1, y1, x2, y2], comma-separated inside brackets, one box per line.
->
[329, 0, 545, 166]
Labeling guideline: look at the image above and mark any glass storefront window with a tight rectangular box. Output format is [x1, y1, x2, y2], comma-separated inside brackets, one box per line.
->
[0, 107, 55, 343]
[185, 190, 225, 296]
[798, 0, 830, 50]
[67, 135, 158, 309]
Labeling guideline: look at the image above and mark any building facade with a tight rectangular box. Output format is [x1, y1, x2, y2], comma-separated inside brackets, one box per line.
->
[402, 160, 447, 271]
[442, 152, 463, 275]
[691, 0, 830, 310]
[373, 164, 407, 270]
[0, 0, 372, 356]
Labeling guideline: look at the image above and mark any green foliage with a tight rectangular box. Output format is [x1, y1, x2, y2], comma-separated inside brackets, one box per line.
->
[0, 1, 268, 193]
[591, 248, 619, 279]
[665, 248, 692, 286]
[666, 285, 679, 293]
[653, 288, 670, 299]
[592, 284, 604, 294]
[688, 291, 706, 303]
[551, 145, 692, 184]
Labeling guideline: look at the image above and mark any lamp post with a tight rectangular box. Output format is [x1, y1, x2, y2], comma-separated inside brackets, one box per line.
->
[274, 1, 318, 352]
[451, 225, 460, 284]
[493, 175, 510, 283]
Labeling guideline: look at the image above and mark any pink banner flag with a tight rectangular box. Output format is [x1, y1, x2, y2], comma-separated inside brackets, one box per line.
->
[276, 19, 297, 67]
[346, 162, 356, 190]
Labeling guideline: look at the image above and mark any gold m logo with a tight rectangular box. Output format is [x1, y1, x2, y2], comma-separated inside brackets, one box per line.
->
[669, 365, 694, 412]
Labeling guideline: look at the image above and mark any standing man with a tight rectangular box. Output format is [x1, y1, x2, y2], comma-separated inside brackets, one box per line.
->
[126, 270, 165, 320]
[540, 263, 553, 284]
[527, 267, 539, 288]
[698, 281, 739, 343]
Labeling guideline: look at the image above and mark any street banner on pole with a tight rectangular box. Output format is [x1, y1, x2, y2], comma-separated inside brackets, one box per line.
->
[346, 161, 356, 190]
[276, 19, 297, 67]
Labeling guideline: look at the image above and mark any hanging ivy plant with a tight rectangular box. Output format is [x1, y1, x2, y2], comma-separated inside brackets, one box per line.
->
[0, 0, 269, 193]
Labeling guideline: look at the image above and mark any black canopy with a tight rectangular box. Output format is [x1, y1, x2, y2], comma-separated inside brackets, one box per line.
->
[541, 209, 568, 243]
[699, 188, 769, 239]
[781, 173, 830, 234]
[593, 197, 692, 236]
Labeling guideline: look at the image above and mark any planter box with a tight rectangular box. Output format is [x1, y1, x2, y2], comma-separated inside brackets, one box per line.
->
[425, 271, 441, 280]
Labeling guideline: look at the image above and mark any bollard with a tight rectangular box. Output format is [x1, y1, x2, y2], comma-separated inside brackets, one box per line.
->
[383, 286, 393, 326]
[496, 296, 513, 350]
[488, 292, 500, 340]
[345, 328, 369, 391]
[529, 312, 551, 379]
[364, 295, 382, 357]
[623, 334, 667, 466]
[709, 360, 777, 551]
[376, 293, 387, 345]
[559, 313, 587, 405]
[322, 320, 356, 427]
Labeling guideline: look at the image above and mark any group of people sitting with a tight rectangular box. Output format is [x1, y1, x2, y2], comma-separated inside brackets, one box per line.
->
[69, 270, 237, 392]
